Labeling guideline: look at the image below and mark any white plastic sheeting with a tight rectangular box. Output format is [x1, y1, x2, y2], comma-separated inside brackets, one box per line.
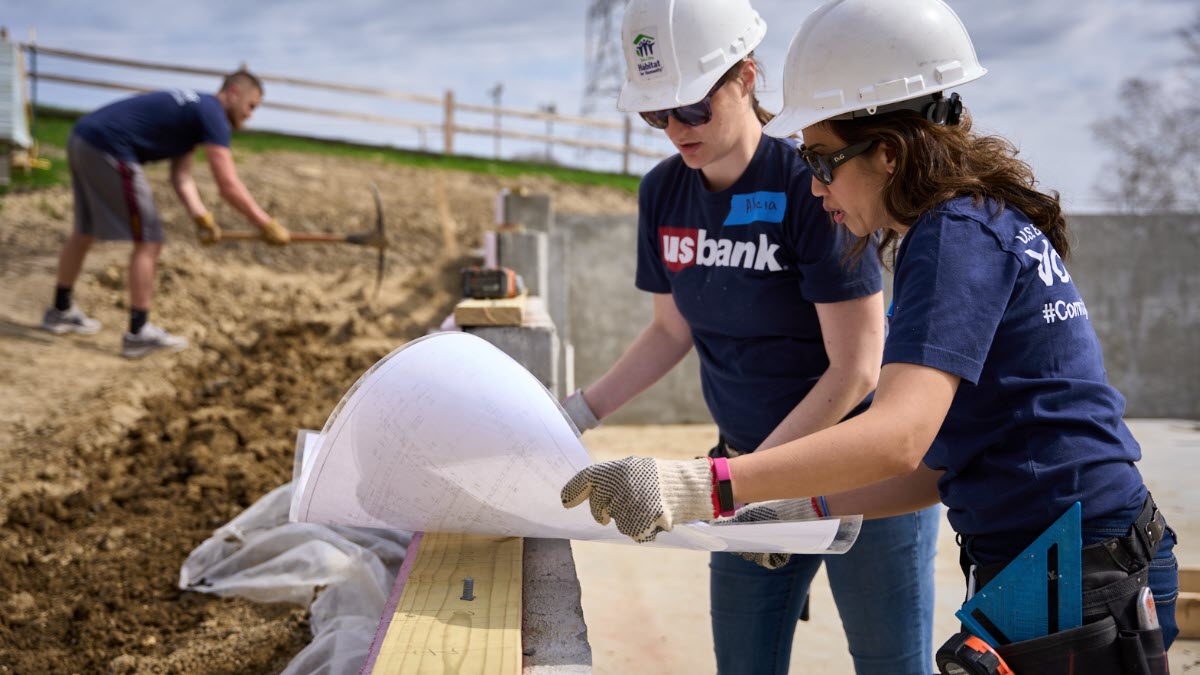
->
[0, 41, 32, 148]
[179, 482, 411, 675]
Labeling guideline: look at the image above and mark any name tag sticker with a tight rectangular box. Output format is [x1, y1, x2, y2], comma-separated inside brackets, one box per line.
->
[725, 192, 786, 226]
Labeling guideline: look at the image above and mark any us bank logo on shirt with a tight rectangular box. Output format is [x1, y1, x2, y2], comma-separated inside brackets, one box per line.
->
[724, 192, 786, 226]
[631, 29, 664, 78]
[659, 227, 782, 272]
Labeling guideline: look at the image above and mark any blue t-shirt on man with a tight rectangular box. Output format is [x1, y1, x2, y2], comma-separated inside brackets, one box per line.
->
[636, 134, 882, 452]
[884, 196, 1146, 563]
[73, 90, 231, 164]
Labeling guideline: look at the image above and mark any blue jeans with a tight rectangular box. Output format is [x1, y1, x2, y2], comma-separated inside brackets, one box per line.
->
[710, 505, 940, 675]
[1081, 517, 1180, 649]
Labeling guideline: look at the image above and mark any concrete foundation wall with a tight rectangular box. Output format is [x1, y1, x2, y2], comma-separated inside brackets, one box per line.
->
[561, 214, 711, 425]
[1065, 214, 1200, 418]
[563, 211, 1200, 423]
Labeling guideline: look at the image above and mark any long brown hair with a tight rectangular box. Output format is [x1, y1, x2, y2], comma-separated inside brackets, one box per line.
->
[827, 109, 1069, 263]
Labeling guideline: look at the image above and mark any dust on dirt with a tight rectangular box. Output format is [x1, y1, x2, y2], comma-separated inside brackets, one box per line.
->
[0, 149, 635, 673]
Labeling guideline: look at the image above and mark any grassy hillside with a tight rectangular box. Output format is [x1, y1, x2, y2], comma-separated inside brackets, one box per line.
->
[2, 107, 642, 195]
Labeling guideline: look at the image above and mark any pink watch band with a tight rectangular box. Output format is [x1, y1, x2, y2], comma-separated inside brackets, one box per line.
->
[711, 456, 735, 517]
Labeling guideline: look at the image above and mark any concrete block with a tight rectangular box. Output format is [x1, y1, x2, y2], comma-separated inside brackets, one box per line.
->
[498, 231, 550, 299]
[502, 192, 554, 232]
[547, 229, 571, 343]
[467, 296, 559, 394]
[521, 538, 593, 673]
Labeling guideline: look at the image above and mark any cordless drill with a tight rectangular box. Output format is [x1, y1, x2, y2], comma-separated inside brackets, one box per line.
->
[461, 266, 525, 299]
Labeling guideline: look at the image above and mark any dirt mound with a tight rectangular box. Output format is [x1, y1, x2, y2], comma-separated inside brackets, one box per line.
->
[0, 150, 636, 673]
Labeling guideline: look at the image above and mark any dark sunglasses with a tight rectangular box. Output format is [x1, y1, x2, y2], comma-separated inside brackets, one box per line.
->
[639, 78, 727, 130]
[799, 139, 879, 185]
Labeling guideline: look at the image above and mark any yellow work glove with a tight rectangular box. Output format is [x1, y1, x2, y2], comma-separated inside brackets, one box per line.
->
[260, 218, 290, 246]
[194, 213, 221, 245]
[713, 499, 822, 569]
[561, 456, 713, 542]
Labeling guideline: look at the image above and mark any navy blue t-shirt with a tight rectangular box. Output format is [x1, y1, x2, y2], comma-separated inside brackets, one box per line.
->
[74, 90, 232, 164]
[636, 134, 882, 451]
[885, 196, 1146, 562]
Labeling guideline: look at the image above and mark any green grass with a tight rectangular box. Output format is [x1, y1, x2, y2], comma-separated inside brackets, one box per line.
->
[1, 107, 641, 196]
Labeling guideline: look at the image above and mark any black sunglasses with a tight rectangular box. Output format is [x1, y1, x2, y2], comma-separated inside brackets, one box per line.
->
[639, 78, 728, 130]
[799, 139, 879, 185]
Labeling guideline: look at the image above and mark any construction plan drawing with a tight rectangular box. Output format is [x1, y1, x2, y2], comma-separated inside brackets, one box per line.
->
[290, 332, 860, 554]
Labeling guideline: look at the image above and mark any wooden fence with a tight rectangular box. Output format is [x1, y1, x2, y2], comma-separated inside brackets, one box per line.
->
[18, 43, 671, 173]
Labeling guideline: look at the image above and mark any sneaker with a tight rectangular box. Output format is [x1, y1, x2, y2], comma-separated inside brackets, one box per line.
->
[42, 305, 102, 335]
[121, 322, 189, 358]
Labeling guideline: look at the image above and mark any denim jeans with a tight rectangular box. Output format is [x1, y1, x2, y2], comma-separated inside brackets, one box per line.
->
[1080, 516, 1180, 649]
[710, 505, 940, 675]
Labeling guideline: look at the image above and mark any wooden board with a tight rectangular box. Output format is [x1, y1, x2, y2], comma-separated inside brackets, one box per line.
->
[454, 296, 527, 327]
[1178, 566, 1200, 593]
[1177, 591, 1200, 639]
[1175, 566, 1200, 639]
[371, 532, 524, 674]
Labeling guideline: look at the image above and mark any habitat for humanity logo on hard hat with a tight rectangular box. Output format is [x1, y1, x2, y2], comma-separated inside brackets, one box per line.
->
[632, 29, 663, 78]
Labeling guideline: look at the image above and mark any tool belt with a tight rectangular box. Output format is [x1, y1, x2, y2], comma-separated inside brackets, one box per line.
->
[958, 496, 1169, 675]
[708, 436, 745, 459]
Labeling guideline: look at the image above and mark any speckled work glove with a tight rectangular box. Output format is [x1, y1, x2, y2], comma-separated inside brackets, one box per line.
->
[561, 457, 713, 542]
[194, 213, 221, 245]
[714, 498, 821, 569]
[260, 218, 291, 245]
[561, 389, 600, 436]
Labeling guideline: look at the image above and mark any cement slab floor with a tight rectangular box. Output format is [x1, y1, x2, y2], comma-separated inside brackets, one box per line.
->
[573, 419, 1200, 674]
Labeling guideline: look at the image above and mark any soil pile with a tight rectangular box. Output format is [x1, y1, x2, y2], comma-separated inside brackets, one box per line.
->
[0, 149, 635, 673]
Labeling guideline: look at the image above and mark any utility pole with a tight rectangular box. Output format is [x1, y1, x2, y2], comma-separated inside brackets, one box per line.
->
[487, 82, 503, 159]
[539, 103, 557, 162]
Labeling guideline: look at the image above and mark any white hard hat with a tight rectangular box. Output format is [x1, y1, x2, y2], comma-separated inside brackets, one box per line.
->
[617, 0, 767, 113]
[763, 0, 987, 137]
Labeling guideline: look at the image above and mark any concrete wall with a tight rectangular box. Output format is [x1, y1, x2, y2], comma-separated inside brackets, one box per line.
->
[562, 211, 1200, 422]
[560, 213, 711, 425]
[1064, 214, 1200, 418]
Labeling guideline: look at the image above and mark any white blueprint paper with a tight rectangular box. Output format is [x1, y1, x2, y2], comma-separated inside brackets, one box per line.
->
[290, 332, 859, 554]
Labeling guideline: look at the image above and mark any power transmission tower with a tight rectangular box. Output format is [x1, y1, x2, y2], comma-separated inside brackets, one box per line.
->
[582, 0, 627, 116]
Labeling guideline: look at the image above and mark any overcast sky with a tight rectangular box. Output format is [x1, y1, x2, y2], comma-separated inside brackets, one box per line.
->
[4, 0, 1196, 212]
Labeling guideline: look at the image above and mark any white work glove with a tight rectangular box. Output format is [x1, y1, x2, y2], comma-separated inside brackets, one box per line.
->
[714, 499, 821, 569]
[561, 457, 713, 542]
[561, 389, 600, 436]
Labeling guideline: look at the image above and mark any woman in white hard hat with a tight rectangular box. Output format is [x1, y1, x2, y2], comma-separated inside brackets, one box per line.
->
[559, 0, 938, 672]
[562, 0, 1179, 671]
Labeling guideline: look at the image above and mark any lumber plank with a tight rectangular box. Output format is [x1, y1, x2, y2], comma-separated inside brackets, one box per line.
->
[1178, 566, 1200, 593]
[372, 531, 524, 674]
[1178, 591, 1200, 640]
[454, 296, 527, 327]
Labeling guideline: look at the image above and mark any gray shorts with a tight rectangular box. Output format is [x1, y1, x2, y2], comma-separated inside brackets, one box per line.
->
[68, 133, 164, 242]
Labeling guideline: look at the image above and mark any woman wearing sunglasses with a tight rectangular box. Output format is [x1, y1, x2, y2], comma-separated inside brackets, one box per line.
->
[559, 0, 938, 672]
[563, 0, 1179, 671]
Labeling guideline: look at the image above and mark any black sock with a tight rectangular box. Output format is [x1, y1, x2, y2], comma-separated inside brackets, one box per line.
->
[54, 286, 73, 312]
[130, 308, 149, 335]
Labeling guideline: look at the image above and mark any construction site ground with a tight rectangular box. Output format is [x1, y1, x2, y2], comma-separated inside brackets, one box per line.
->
[1, 147, 1196, 673]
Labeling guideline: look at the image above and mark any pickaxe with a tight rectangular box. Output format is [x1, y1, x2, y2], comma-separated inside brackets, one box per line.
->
[218, 183, 387, 294]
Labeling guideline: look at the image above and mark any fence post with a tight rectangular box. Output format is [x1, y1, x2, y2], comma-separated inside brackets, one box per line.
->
[443, 89, 454, 156]
[621, 115, 632, 175]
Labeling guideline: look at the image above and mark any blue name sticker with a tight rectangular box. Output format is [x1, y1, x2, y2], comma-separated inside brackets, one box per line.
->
[724, 191, 787, 226]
